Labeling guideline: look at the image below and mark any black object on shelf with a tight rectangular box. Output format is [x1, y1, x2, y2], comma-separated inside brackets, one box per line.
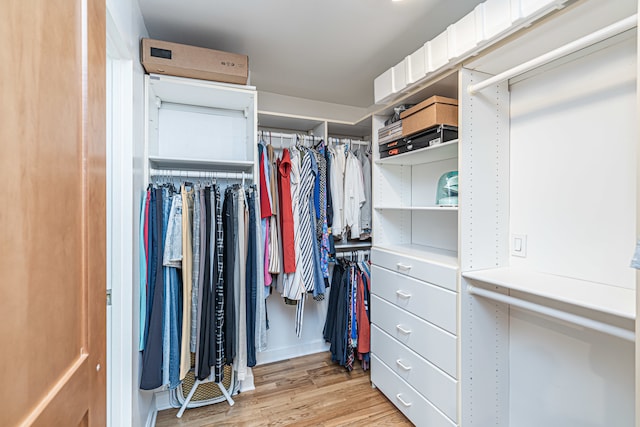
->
[379, 124, 458, 159]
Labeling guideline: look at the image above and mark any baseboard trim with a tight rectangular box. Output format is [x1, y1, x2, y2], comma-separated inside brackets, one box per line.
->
[255, 340, 329, 365]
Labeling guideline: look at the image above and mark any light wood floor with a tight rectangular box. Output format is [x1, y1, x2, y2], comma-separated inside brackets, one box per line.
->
[155, 352, 412, 427]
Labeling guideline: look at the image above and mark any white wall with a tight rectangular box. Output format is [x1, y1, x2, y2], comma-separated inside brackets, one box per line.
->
[506, 28, 636, 427]
[509, 34, 637, 289]
[105, 0, 150, 426]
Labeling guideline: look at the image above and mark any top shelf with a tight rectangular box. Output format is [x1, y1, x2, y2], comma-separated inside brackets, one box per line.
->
[462, 267, 635, 320]
[148, 74, 256, 111]
[148, 156, 255, 172]
[376, 140, 458, 166]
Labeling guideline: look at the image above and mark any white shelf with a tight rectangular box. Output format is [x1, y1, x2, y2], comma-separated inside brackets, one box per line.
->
[462, 267, 635, 320]
[148, 156, 255, 172]
[334, 241, 372, 251]
[149, 74, 255, 111]
[375, 205, 458, 211]
[376, 140, 458, 166]
[374, 243, 458, 269]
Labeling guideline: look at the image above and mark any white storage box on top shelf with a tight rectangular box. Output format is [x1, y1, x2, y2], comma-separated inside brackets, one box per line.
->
[373, 0, 569, 105]
[426, 31, 450, 73]
[374, 68, 395, 104]
[393, 60, 407, 96]
[145, 74, 257, 175]
[447, 6, 482, 60]
[406, 45, 426, 85]
[480, 0, 516, 41]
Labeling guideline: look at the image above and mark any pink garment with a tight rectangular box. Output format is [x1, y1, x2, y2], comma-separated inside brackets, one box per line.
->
[264, 219, 272, 287]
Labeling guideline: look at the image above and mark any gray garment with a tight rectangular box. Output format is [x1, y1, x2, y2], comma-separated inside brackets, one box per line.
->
[163, 194, 183, 268]
[358, 149, 372, 232]
[190, 186, 201, 353]
[195, 188, 207, 374]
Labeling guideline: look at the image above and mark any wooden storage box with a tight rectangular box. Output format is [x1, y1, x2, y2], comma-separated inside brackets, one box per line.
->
[400, 95, 458, 136]
[141, 38, 249, 85]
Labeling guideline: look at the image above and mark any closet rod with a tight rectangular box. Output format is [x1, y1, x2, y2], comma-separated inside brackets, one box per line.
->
[467, 14, 638, 95]
[258, 131, 317, 140]
[149, 168, 253, 180]
[329, 137, 370, 146]
[467, 284, 635, 342]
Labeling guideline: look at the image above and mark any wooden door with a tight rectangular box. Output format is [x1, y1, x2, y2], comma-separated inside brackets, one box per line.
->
[0, 0, 106, 425]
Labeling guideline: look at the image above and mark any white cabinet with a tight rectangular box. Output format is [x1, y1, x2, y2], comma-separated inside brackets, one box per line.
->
[145, 74, 258, 178]
[370, 70, 460, 426]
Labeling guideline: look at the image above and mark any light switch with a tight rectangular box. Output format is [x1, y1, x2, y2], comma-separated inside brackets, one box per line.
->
[514, 237, 522, 252]
[511, 234, 527, 257]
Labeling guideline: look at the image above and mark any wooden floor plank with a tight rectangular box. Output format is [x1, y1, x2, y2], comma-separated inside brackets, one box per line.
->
[154, 352, 412, 427]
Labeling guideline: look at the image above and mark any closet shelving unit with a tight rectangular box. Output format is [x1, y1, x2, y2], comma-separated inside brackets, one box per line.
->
[369, 68, 461, 427]
[248, 108, 373, 365]
[258, 109, 374, 254]
[457, 0, 637, 424]
[143, 73, 258, 413]
[144, 74, 258, 181]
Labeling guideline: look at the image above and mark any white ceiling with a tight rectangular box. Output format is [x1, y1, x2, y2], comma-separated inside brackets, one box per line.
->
[138, 0, 484, 107]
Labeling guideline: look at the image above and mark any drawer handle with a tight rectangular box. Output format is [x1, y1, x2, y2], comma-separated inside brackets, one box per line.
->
[396, 290, 412, 299]
[396, 324, 412, 335]
[396, 393, 412, 407]
[396, 359, 412, 371]
[396, 262, 412, 271]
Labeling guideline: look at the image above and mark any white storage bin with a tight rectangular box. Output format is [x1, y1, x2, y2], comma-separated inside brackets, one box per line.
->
[374, 67, 394, 104]
[519, 0, 566, 20]
[426, 30, 449, 72]
[479, 0, 514, 41]
[392, 59, 407, 94]
[447, 7, 481, 59]
[406, 45, 426, 85]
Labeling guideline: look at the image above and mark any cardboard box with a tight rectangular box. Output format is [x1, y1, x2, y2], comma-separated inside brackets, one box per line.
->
[141, 38, 249, 85]
[400, 95, 458, 136]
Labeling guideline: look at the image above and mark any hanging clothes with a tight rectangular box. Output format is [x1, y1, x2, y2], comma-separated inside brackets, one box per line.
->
[190, 186, 201, 354]
[267, 143, 282, 277]
[196, 187, 213, 381]
[343, 151, 366, 239]
[140, 187, 164, 390]
[222, 186, 236, 366]
[245, 187, 258, 368]
[278, 148, 296, 274]
[139, 190, 150, 352]
[323, 255, 371, 372]
[314, 142, 330, 285]
[328, 143, 346, 238]
[180, 185, 194, 379]
[357, 148, 372, 240]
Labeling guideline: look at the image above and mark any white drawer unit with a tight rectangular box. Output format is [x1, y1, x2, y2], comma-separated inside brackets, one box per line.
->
[371, 325, 457, 422]
[371, 355, 456, 427]
[371, 295, 457, 378]
[371, 247, 457, 291]
[371, 264, 456, 334]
